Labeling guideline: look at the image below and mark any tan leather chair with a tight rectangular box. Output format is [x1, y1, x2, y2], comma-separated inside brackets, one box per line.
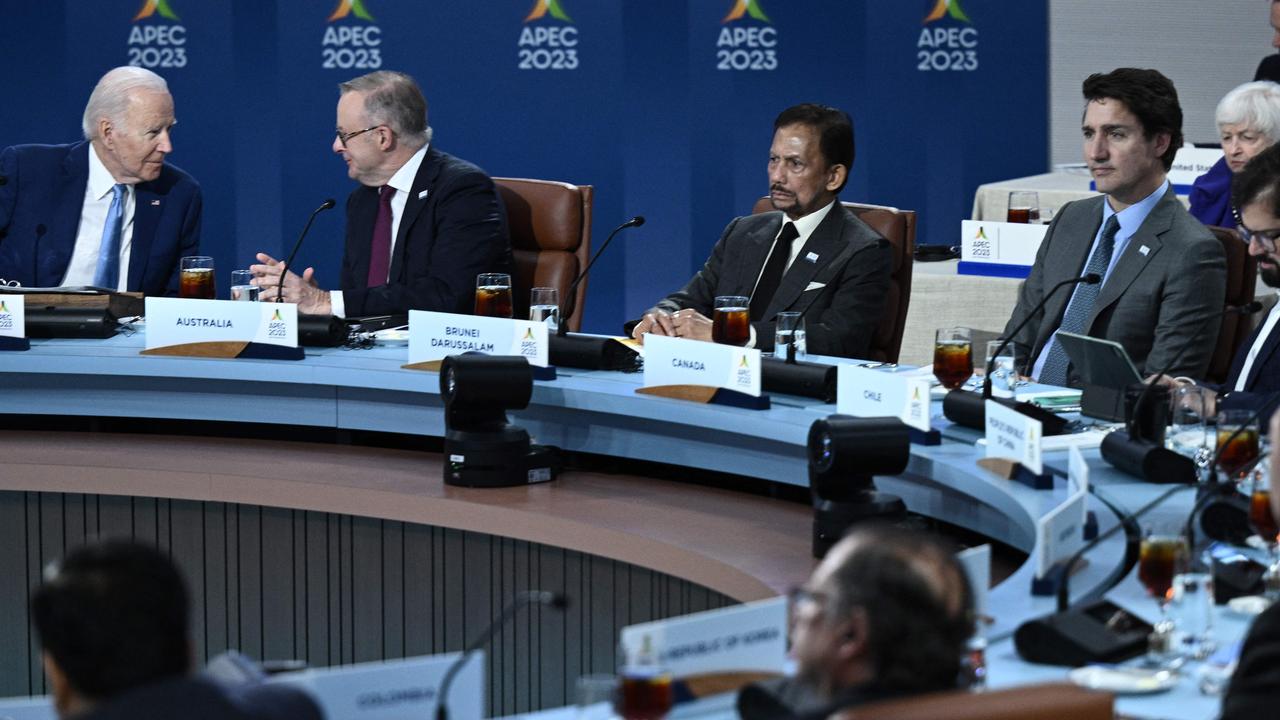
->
[1206, 225, 1257, 385]
[493, 178, 593, 332]
[832, 682, 1113, 720]
[752, 199, 916, 362]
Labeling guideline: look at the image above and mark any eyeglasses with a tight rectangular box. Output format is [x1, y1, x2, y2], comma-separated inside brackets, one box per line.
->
[335, 125, 383, 148]
[1239, 224, 1280, 252]
[787, 585, 827, 610]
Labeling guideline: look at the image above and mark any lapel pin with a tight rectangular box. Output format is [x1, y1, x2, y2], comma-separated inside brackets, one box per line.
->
[805, 252, 819, 263]
[150, 199, 160, 206]
[1138, 245, 1150, 256]
[418, 189, 429, 200]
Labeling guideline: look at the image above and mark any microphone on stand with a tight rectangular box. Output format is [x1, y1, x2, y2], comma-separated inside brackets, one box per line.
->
[943, 273, 1100, 432]
[558, 216, 644, 336]
[276, 198, 337, 303]
[550, 216, 645, 370]
[435, 591, 569, 720]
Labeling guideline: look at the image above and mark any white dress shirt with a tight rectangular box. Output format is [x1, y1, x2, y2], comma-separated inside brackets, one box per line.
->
[61, 144, 135, 290]
[331, 144, 428, 318]
[1235, 291, 1280, 391]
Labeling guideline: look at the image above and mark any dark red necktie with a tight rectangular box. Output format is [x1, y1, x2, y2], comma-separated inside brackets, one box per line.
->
[367, 185, 395, 287]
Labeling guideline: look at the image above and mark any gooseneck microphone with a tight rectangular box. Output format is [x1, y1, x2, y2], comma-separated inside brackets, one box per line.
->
[558, 216, 644, 336]
[984, 272, 1101, 399]
[276, 198, 336, 303]
[435, 591, 569, 720]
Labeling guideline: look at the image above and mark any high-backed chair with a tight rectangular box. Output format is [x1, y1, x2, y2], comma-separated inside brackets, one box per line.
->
[1206, 225, 1257, 385]
[833, 682, 1113, 720]
[493, 178, 593, 332]
[752, 199, 916, 363]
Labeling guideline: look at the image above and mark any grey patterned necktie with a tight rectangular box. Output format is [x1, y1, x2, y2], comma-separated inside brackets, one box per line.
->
[1037, 215, 1121, 386]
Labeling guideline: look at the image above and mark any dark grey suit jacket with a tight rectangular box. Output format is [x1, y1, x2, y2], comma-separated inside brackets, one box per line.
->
[650, 203, 891, 359]
[1003, 187, 1226, 383]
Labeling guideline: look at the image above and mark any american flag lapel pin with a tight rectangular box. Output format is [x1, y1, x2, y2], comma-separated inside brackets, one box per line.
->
[150, 199, 161, 206]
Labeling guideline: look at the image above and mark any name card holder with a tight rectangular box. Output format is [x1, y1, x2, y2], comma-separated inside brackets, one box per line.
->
[0, 295, 28, 351]
[984, 400, 1052, 489]
[1030, 447, 1097, 596]
[140, 298, 303, 360]
[402, 310, 554, 380]
[836, 365, 938, 445]
[1029, 511, 1101, 597]
[637, 335, 769, 411]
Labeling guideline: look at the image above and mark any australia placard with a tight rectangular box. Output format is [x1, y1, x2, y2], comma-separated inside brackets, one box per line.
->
[642, 334, 761, 396]
[408, 310, 548, 367]
[144, 298, 298, 351]
[0, 294, 24, 338]
[836, 365, 930, 432]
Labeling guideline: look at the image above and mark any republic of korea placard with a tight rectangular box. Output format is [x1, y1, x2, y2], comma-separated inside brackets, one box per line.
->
[408, 310, 549, 367]
[642, 334, 762, 396]
[836, 365, 931, 432]
[619, 597, 787, 678]
[0, 295, 24, 338]
[145, 298, 298, 349]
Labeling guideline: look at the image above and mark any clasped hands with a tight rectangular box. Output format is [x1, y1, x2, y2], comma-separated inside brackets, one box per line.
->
[249, 253, 332, 315]
[631, 308, 714, 343]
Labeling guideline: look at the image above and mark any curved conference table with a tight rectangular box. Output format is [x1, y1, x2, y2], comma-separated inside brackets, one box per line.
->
[0, 330, 1246, 719]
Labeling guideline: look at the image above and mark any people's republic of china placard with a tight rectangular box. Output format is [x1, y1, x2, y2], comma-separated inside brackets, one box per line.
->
[985, 399, 1043, 475]
[836, 365, 931, 432]
[143, 298, 298, 354]
[642, 334, 762, 396]
[407, 310, 548, 368]
[0, 295, 24, 338]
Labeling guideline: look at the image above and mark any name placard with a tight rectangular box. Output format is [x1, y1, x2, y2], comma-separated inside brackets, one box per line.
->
[836, 365, 931, 432]
[985, 399, 1042, 474]
[1168, 147, 1225, 189]
[961, 220, 1050, 267]
[145, 297, 298, 350]
[270, 652, 483, 720]
[619, 597, 786, 679]
[0, 295, 24, 338]
[408, 310, 548, 367]
[1034, 446, 1090, 578]
[957, 545, 991, 620]
[642, 334, 761, 397]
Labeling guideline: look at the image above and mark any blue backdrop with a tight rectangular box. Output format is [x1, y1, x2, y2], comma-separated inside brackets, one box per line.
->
[0, 0, 1048, 334]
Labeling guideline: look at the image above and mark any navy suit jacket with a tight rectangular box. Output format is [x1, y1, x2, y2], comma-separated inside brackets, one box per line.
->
[0, 141, 202, 295]
[1215, 306, 1280, 418]
[338, 146, 511, 317]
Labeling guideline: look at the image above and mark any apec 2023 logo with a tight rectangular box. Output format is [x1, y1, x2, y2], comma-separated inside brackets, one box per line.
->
[519, 0, 578, 71]
[127, 0, 187, 69]
[917, 0, 979, 72]
[322, 0, 383, 71]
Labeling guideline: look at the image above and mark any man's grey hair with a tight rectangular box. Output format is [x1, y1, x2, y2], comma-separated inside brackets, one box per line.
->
[339, 71, 433, 148]
[1216, 81, 1280, 145]
[82, 66, 170, 141]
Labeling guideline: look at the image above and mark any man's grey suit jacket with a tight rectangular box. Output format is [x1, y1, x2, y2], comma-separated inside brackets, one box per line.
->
[1003, 187, 1226, 384]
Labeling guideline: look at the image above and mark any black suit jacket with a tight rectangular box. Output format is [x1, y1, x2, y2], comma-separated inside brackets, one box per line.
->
[1213, 306, 1280, 418]
[0, 141, 202, 295]
[648, 203, 891, 359]
[339, 146, 511, 317]
[1256, 54, 1280, 83]
[80, 676, 320, 720]
[1222, 602, 1280, 719]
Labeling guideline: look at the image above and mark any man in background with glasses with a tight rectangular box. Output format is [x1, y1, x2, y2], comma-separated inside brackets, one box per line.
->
[252, 70, 511, 317]
[737, 525, 974, 719]
[0, 66, 201, 295]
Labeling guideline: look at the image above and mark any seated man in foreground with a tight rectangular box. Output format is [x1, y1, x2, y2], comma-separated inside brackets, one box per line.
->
[630, 104, 891, 359]
[737, 524, 974, 719]
[0, 66, 201, 294]
[1002, 68, 1226, 387]
[253, 70, 511, 317]
[32, 540, 319, 720]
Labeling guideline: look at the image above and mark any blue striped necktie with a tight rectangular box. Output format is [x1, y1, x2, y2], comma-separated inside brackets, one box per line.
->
[1037, 215, 1121, 386]
[93, 183, 126, 289]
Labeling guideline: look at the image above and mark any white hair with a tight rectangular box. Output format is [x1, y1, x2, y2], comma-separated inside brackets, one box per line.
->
[82, 66, 170, 140]
[1216, 80, 1280, 144]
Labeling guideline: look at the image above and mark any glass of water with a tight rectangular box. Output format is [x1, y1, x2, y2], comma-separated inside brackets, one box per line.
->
[774, 311, 806, 361]
[1171, 570, 1215, 660]
[230, 269, 259, 301]
[1169, 385, 1211, 459]
[529, 287, 560, 332]
[985, 340, 1016, 398]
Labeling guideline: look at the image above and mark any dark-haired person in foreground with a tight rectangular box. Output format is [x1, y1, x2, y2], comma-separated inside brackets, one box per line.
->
[737, 525, 974, 720]
[1002, 68, 1225, 387]
[32, 540, 320, 720]
[1155, 143, 1280, 421]
[1221, 411, 1280, 718]
[629, 104, 891, 359]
